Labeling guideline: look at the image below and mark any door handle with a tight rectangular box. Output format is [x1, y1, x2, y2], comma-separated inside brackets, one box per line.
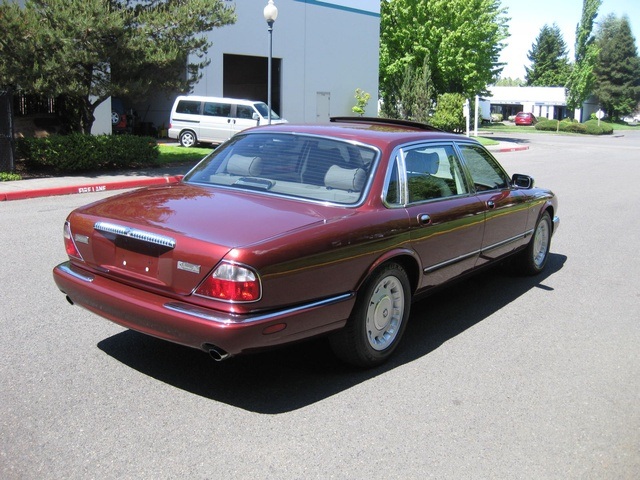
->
[418, 214, 432, 225]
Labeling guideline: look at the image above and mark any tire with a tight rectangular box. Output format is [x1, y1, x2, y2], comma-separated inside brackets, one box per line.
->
[179, 130, 197, 148]
[516, 211, 552, 275]
[111, 111, 120, 125]
[330, 262, 411, 367]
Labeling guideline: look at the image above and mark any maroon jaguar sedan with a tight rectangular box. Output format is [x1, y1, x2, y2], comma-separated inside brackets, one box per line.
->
[53, 118, 559, 367]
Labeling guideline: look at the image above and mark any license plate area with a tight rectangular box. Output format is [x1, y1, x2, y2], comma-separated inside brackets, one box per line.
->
[115, 236, 169, 277]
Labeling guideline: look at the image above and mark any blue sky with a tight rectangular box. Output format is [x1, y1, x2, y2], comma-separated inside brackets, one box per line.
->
[498, 0, 640, 79]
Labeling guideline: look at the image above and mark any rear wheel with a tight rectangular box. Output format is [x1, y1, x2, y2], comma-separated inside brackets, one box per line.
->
[516, 211, 552, 275]
[330, 262, 411, 367]
[179, 130, 197, 148]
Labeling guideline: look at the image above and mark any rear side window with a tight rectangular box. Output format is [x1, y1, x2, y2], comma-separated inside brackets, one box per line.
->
[458, 144, 509, 191]
[203, 102, 231, 117]
[175, 100, 201, 115]
[404, 145, 468, 203]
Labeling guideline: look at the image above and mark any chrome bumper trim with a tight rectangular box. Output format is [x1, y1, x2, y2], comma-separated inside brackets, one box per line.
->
[553, 215, 560, 233]
[56, 262, 94, 283]
[164, 292, 354, 325]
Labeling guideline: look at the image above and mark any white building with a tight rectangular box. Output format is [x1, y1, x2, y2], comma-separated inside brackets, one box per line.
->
[136, 0, 381, 132]
[486, 86, 599, 122]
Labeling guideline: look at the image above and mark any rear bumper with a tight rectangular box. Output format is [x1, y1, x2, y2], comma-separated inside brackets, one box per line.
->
[553, 215, 560, 234]
[53, 261, 354, 356]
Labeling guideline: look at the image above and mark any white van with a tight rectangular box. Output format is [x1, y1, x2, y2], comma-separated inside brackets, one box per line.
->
[168, 95, 286, 147]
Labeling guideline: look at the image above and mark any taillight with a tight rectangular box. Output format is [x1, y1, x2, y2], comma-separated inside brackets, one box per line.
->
[195, 262, 261, 302]
[63, 221, 84, 260]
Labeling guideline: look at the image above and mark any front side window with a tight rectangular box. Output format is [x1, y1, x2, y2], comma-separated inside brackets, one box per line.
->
[236, 105, 255, 119]
[184, 133, 378, 205]
[458, 144, 510, 191]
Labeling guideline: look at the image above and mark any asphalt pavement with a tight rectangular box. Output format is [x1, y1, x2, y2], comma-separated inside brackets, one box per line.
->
[0, 139, 528, 201]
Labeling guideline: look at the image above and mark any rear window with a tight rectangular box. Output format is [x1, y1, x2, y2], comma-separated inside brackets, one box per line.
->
[184, 133, 378, 205]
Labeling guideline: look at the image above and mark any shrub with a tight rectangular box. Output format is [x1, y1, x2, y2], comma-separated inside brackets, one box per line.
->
[430, 93, 466, 133]
[17, 134, 159, 172]
[584, 119, 613, 135]
[534, 118, 612, 135]
[561, 122, 587, 134]
[0, 172, 22, 181]
[535, 119, 560, 131]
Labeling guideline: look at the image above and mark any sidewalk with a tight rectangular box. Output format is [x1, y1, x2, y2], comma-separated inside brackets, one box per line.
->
[0, 165, 190, 202]
[0, 140, 527, 202]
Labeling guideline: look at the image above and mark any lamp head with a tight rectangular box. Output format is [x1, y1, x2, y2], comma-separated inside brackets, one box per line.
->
[264, 0, 278, 24]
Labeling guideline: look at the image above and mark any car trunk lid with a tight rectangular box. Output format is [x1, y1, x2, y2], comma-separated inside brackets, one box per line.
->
[68, 184, 333, 295]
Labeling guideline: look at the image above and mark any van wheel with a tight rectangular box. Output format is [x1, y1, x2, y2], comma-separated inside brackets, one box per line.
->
[179, 131, 197, 148]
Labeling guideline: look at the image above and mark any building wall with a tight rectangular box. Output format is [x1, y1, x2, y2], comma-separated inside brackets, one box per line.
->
[142, 0, 380, 130]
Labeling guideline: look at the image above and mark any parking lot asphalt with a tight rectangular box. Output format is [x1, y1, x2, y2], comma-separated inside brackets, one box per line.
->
[0, 139, 528, 201]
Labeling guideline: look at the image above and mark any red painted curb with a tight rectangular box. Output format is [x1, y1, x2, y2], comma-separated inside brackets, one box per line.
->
[497, 146, 529, 153]
[0, 175, 183, 202]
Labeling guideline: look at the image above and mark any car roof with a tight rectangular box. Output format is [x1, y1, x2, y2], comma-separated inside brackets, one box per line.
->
[243, 118, 474, 148]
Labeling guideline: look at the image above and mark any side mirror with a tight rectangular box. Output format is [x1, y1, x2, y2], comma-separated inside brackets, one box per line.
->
[252, 112, 260, 125]
[511, 173, 534, 189]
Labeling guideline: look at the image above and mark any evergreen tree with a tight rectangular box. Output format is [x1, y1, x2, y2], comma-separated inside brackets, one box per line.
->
[495, 77, 525, 87]
[566, 0, 602, 112]
[0, 0, 236, 133]
[593, 14, 640, 118]
[525, 24, 571, 86]
[381, 57, 434, 123]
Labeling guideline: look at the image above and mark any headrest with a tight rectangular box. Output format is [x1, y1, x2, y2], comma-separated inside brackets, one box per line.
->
[405, 151, 439, 175]
[324, 165, 366, 191]
[227, 154, 263, 176]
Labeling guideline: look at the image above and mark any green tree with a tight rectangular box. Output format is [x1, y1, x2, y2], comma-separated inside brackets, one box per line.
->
[593, 14, 640, 119]
[0, 0, 236, 133]
[525, 24, 571, 86]
[380, 0, 509, 113]
[566, 0, 602, 112]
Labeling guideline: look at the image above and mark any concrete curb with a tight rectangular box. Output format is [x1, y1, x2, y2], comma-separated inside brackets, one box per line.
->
[0, 175, 183, 202]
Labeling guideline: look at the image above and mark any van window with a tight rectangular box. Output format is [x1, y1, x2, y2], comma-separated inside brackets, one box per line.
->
[176, 100, 201, 115]
[236, 105, 255, 119]
[203, 102, 231, 117]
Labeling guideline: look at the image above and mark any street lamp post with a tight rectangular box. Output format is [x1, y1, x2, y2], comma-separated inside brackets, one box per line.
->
[263, 0, 278, 125]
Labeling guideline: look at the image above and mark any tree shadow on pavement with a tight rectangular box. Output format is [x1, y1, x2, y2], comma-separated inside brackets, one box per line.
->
[98, 253, 567, 414]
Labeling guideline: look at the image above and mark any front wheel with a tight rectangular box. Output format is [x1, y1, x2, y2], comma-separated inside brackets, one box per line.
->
[179, 130, 197, 148]
[330, 262, 411, 367]
[516, 211, 552, 275]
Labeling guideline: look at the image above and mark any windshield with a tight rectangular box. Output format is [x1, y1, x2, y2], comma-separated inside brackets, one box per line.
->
[184, 133, 378, 205]
[253, 102, 281, 120]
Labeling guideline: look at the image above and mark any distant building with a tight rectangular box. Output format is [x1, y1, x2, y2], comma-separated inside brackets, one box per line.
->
[486, 86, 599, 122]
[138, 0, 381, 132]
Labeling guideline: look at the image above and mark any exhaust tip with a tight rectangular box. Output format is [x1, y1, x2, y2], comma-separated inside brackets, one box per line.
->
[204, 344, 230, 362]
[66, 295, 74, 305]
